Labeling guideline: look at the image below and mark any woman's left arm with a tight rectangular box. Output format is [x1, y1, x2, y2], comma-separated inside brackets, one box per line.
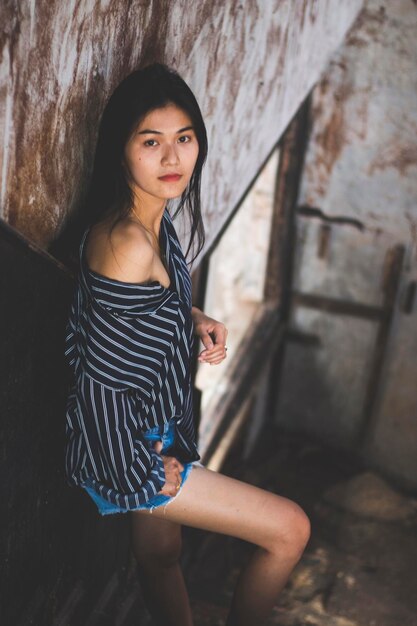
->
[191, 306, 228, 365]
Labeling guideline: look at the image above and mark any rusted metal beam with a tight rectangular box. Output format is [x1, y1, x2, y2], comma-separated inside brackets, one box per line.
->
[262, 97, 312, 432]
[403, 279, 416, 314]
[296, 205, 365, 231]
[264, 95, 311, 307]
[317, 223, 332, 259]
[292, 290, 385, 320]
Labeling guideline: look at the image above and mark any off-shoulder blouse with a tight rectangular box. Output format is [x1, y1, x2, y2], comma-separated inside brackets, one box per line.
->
[64, 209, 200, 510]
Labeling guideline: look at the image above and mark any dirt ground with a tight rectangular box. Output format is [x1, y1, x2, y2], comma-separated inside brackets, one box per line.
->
[184, 426, 417, 626]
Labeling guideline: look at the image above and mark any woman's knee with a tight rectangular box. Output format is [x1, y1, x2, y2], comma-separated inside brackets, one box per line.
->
[264, 498, 311, 559]
[289, 502, 311, 556]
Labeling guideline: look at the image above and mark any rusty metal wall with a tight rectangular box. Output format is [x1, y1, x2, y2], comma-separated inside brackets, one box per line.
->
[275, 0, 417, 488]
[0, 0, 363, 253]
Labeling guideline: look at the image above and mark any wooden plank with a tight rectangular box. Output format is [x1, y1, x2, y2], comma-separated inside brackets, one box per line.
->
[201, 302, 284, 465]
[191, 256, 210, 434]
[356, 244, 406, 446]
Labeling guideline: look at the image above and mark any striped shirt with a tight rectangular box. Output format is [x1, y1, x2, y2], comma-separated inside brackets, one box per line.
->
[64, 209, 200, 510]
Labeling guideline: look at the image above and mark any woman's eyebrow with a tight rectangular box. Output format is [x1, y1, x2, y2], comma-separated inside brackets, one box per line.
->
[137, 125, 194, 135]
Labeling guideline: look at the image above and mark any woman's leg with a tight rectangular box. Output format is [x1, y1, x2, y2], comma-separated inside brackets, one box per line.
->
[130, 513, 193, 626]
[131, 465, 311, 626]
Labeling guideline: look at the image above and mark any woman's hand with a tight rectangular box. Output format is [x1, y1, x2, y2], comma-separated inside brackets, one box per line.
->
[192, 307, 228, 365]
[153, 440, 184, 496]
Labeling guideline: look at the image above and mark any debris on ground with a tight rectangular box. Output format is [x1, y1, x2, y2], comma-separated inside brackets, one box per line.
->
[185, 429, 417, 626]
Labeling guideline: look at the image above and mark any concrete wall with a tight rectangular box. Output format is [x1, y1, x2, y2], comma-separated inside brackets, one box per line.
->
[0, 0, 363, 255]
[275, 0, 417, 489]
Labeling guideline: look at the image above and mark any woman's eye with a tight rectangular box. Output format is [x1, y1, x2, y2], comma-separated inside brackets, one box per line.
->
[178, 135, 191, 143]
[144, 139, 158, 147]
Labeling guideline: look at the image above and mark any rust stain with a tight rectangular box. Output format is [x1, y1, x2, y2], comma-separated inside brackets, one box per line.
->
[346, 35, 369, 48]
[309, 0, 319, 25]
[405, 212, 417, 262]
[346, 5, 387, 46]
[224, 3, 249, 114]
[352, 5, 387, 30]
[367, 144, 417, 177]
[140, 0, 171, 66]
[277, 24, 289, 75]
[260, 17, 293, 122]
[314, 82, 353, 175]
[351, 87, 371, 142]
[0, 2, 22, 72]
[169, 0, 227, 65]
[299, 0, 309, 30]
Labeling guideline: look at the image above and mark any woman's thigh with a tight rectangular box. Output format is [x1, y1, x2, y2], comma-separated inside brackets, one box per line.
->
[131, 466, 309, 554]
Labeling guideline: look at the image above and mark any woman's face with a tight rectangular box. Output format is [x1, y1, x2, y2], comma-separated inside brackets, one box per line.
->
[124, 104, 199, 204]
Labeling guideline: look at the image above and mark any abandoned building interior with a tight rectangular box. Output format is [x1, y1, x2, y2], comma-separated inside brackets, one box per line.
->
[1, 1, 416, 625]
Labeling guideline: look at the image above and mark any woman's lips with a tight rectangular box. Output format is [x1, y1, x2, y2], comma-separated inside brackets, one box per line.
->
[158, 174, 182, 182]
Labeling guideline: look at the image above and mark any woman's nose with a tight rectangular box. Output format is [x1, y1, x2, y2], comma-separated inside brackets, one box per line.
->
[161, 143, 179, 166]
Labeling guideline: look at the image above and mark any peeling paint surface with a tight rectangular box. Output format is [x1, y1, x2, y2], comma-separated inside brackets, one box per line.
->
[0, 0, 362, 250]
[280, 0, 417, 487]
[300, 0, 417, 244]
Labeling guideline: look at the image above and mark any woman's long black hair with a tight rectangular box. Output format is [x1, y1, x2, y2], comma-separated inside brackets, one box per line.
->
[52, 63, 207, 270]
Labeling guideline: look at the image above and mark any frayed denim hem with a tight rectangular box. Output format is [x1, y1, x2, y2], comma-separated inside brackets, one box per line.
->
[82, 419, 203, 516]
[83, 459, 202, 516]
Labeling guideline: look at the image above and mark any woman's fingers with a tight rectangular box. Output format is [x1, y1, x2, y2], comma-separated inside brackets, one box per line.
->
[152, 441, 184, 494]
[198, 326, 228, 365]
[159, 477, 183, 496]
[199, 345, 227, 364]
[159, 453, 184, 496]
[159, 469, 183, 496]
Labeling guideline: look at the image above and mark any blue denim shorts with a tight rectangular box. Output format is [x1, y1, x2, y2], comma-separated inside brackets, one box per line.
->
[83, 420, 199, 516]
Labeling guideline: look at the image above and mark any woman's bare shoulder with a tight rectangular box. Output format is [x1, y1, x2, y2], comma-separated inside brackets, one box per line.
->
[86, 217, 154, 283]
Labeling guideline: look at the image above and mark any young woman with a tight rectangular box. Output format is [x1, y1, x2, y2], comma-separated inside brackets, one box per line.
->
[64, 63, 310, 626]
